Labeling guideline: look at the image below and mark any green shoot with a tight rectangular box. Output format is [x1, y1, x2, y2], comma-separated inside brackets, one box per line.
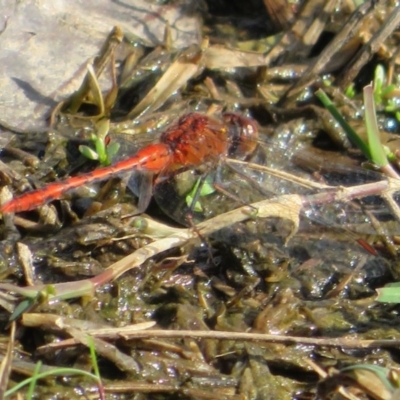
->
[363, 84, 388, 167]
[372, 64, 400, 122]
[376, 282, 400, 303]
[26, 361, 42, 400]
[317, 85, 400, 180]
[186, 175, 216, 212]
[87, 336, 104, 399]
[79, 118, 120, 166]
[315, 88, 371, 159]
[373, 64, 385, 105]
[345, 84, 356, 98]
[9, 286, 56, 322]
[5, 367, 99, 397]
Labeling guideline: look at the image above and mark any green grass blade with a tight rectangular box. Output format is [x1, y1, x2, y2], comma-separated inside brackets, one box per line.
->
[5, 367, 99, 397]
[87, 336, 105, 400]
[26, 361, 42, 400]
[363, 84, 388, 166]
[376, 286, 400, 303]
[315, 89, 371, 159]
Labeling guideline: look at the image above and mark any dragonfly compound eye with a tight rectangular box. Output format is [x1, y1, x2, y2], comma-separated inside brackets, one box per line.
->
[222, 113, 259, 160]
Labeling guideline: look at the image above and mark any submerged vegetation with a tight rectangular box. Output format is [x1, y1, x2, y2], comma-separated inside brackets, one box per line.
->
[1, 1, 400, 399]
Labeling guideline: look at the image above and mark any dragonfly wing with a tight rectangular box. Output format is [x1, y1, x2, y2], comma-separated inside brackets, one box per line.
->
[127, 171, 154, 214]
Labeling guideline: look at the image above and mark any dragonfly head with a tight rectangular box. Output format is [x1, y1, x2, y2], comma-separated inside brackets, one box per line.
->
[223, 113, 259, 160]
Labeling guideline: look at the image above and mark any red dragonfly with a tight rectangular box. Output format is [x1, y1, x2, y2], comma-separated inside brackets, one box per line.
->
[0, 112, 385, 256]
[0, 113, 259, 214]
